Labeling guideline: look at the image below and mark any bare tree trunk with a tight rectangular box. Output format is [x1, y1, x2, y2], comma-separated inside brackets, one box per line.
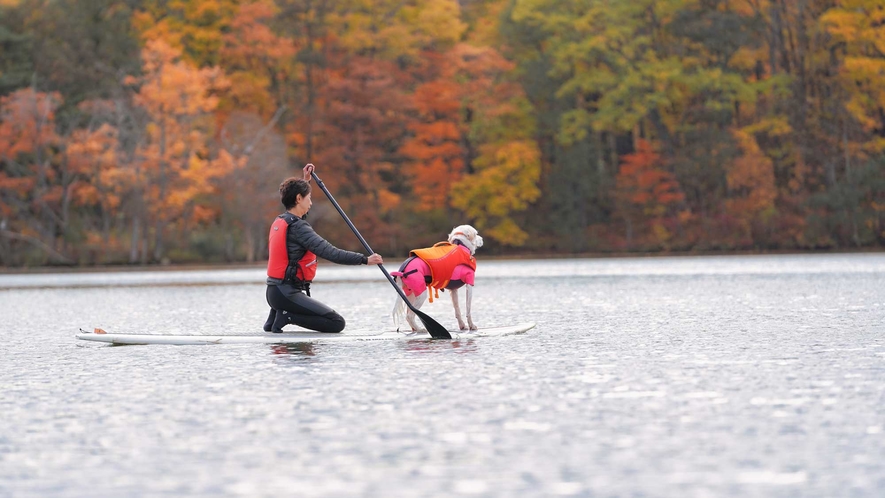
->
[843, 120, 852, 183]
[30, 84, 56, 256]
[245, 228, 256, 263]
[625, 217, 634, 249]
[129, 216, 140, 263]
[153, 220, 165, 262]
[140, 218, 148, 265]
[825, 160, 837, 186]
[153, 116, 168, 263]
[224, 233, 235, 262]
[102, 207, 110, 245]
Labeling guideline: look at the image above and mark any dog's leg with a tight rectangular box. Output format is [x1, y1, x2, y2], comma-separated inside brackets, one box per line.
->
[392, 276, 408, 331]
[406, 291, 427, 331]
[392, 297, 406, 332]
[465, 284, 477, 330]
[450, 287, 467, 330]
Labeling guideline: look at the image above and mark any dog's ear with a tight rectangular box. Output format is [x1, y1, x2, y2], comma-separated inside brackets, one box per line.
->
[449, 225, 466, 242]
[448, 225, 482, 250]
[462, 225, 482, 247]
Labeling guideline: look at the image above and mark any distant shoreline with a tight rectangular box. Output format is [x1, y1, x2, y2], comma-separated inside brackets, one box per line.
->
[1, 248, 881, 274]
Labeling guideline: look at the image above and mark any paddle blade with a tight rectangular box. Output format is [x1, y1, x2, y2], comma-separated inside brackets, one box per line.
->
[413, 308, 451, 339]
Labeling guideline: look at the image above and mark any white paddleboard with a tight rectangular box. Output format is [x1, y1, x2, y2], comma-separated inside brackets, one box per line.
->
[76, 323, 535, 345]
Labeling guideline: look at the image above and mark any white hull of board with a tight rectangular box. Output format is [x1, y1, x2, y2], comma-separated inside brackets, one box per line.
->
[76, 323, 535, 345]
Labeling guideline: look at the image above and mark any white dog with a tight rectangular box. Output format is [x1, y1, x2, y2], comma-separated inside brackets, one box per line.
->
[392, 225, 483, 332]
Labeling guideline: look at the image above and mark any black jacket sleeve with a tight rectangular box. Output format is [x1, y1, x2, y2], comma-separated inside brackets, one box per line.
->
[291, 218, 365, 265]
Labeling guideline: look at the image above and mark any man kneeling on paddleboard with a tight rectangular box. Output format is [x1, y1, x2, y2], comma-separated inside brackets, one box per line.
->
[264, 164, 383, 333]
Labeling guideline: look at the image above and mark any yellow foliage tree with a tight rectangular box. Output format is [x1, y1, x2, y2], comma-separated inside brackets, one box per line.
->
[133, 0, 240, 66]
[220, 0, 297, 117]
[821, 0, 885, 153]
[448, 44, 541, 246]
[330, 0, 465, 60]
[452, 140, 541, 245]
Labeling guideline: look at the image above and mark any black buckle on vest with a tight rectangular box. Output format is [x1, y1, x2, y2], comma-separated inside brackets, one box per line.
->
[283, 265, 298, 284]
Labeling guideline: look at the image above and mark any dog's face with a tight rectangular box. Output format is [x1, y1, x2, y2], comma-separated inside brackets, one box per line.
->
[448, 225, 483, 255]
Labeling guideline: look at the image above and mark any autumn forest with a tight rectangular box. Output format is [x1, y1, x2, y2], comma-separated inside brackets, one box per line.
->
[0, 0, 883, 267]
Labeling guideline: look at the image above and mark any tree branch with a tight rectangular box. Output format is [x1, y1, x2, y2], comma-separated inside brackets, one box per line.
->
[242, 106, 287, 156]
[0, 229, 74, 264]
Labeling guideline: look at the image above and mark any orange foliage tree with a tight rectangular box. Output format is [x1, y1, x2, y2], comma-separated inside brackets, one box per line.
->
[724, 129, 777, 246]
[0, 88, 74, 264]
[65, 119, 126, 254]
[313, 56, 411, 249]
[615, 139, 687, 249]
[301, 0, 468, 252]
[403, 43, 541, 246]
[400, 51, 465, 213]
[126, 39, 231, 261]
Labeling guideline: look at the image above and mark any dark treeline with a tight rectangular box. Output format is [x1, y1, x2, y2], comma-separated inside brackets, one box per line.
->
[0, 0, 883, 267]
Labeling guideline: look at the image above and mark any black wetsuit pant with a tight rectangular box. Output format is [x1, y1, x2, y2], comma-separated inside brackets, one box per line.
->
[265, 284, 346, 333]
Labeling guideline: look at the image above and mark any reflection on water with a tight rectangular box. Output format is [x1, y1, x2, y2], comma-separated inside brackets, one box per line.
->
[268, 338, 480, 358]
[1, 254, 884, 497]
[269, 342, 318, 357]
[399, 338, 479, 354]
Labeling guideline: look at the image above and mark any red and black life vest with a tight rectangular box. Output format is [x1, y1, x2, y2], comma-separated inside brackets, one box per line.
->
[267, 213, 317, 284]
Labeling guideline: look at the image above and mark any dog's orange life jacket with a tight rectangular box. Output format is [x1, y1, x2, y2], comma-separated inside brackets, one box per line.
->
[410, 242, 476, 302]
[267, 213, 317, 284]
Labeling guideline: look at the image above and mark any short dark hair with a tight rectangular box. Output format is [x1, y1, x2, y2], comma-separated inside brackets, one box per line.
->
[280, 178, 311, 209]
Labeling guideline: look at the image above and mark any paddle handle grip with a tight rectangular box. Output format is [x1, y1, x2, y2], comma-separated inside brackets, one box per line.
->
[311, 172, 375, 254]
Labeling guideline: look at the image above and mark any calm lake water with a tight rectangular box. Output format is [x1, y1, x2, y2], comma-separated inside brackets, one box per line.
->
[1, 254, 884, 497]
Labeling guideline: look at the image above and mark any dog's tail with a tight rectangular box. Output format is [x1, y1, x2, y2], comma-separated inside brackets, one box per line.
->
[391, 274, 408, 331]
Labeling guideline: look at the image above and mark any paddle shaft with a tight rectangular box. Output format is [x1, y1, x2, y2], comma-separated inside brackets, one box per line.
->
[310, 172, 451, 339]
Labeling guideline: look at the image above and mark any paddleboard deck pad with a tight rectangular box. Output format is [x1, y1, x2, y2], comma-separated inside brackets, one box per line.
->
[76, 323, 535, 345]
